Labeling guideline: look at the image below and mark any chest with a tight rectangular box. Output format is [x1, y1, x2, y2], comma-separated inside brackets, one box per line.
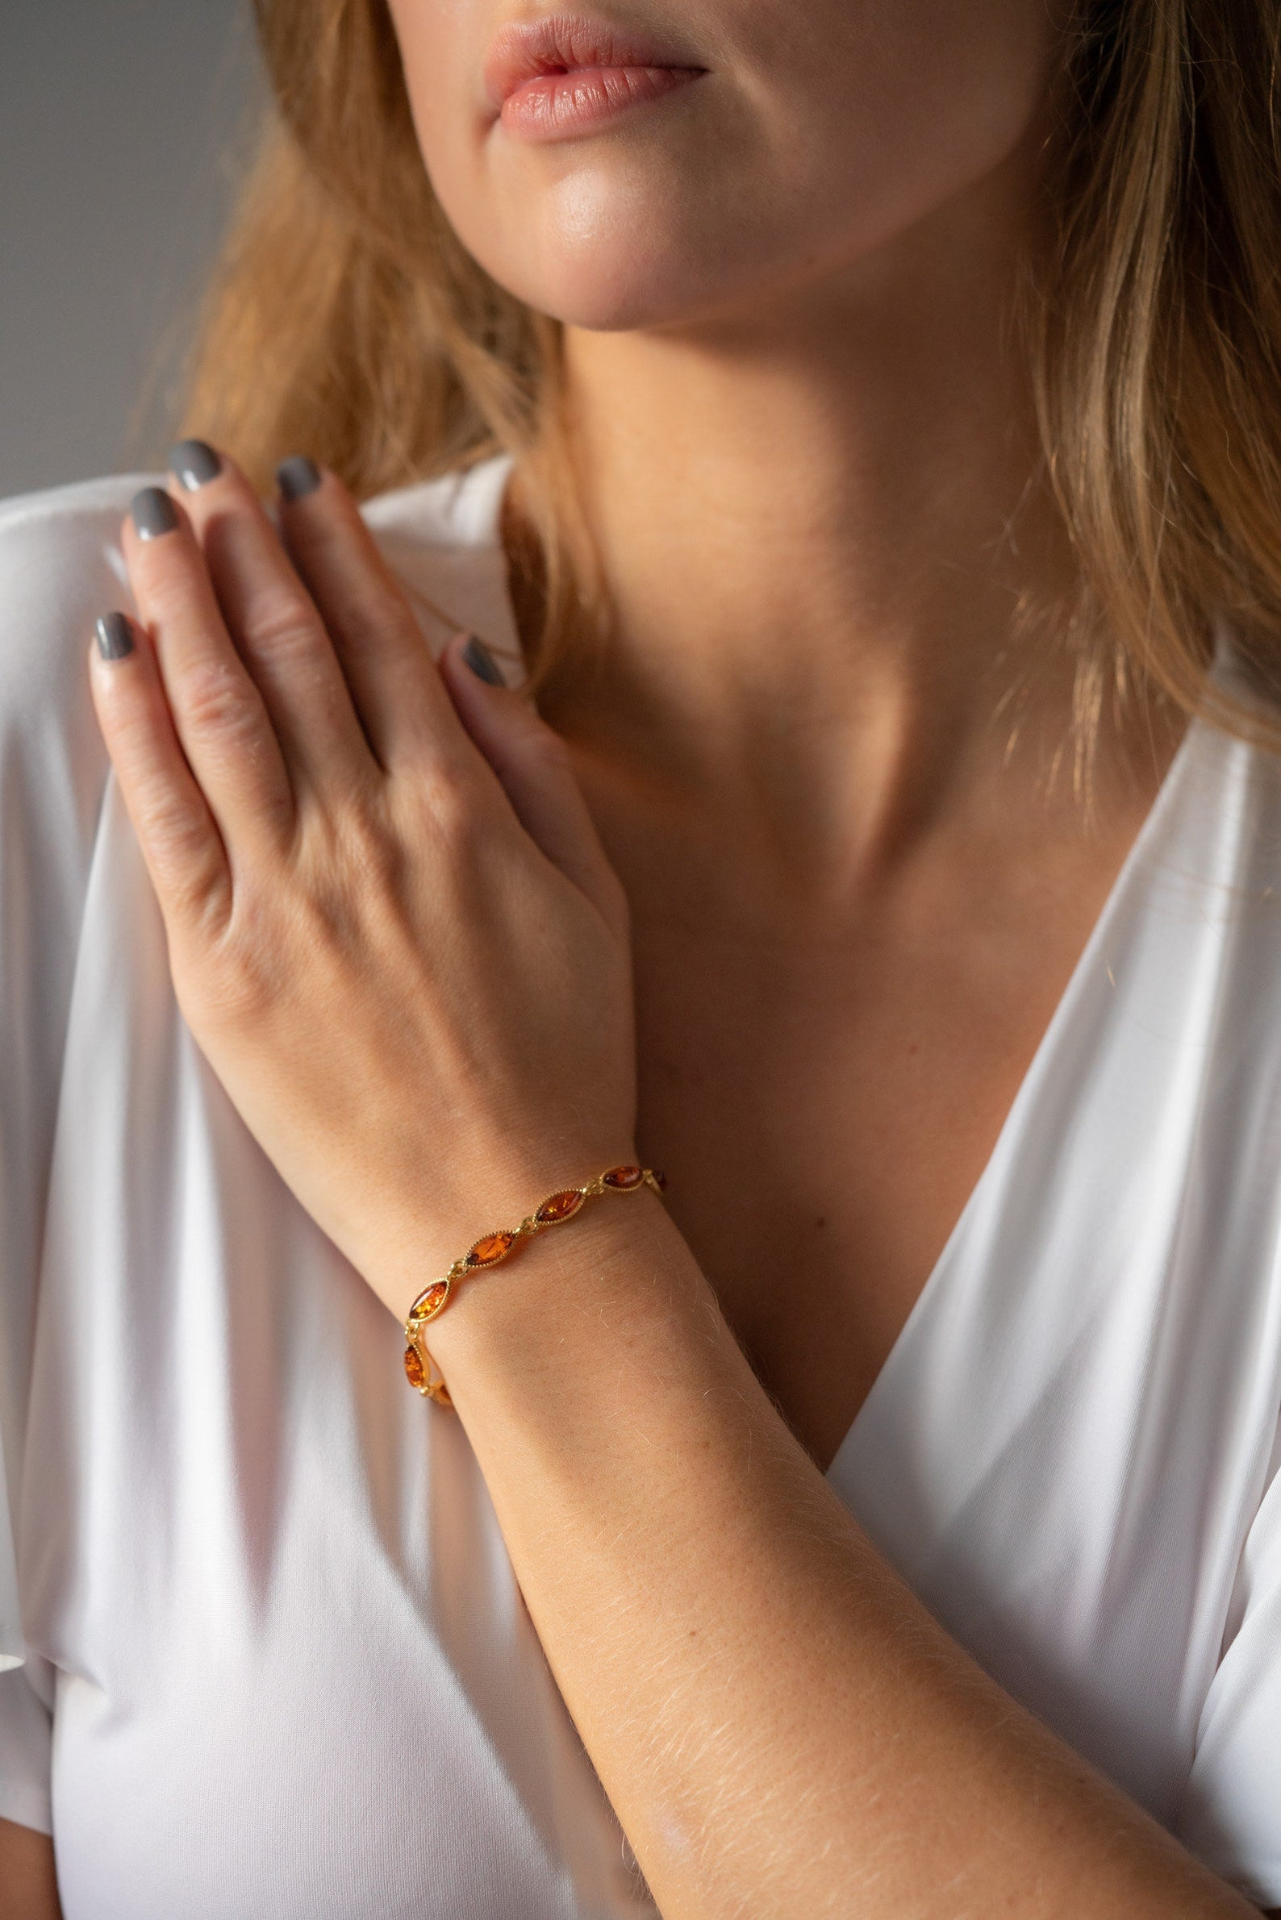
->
[623, 841, 1138, 1472]
[37, 732, 1278, 1865]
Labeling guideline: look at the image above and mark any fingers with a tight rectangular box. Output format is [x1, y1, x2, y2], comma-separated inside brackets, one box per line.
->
[101, 445, 629, 963]
[163, 444, 374, 795]
[87, 611, 232, 929]
[438, 632, 631, 942]
[272, 458, 478, 776]
[120, 488, 296, 854]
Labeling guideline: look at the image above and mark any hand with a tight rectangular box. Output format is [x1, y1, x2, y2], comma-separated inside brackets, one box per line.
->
[88, 449, 638, 1320]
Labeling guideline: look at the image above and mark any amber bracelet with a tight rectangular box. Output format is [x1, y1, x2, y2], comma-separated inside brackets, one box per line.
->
[403, 1163, 668, 1407]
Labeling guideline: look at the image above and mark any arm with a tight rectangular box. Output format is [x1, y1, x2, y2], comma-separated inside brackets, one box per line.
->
[0, 1819, 62, 1920]
[421, 1187, 1266, 1920]
[89, 451, 1276, 1920]
[0, 484, 122, 1920]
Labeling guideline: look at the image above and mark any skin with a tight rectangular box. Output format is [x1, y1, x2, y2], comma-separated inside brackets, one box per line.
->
[6, 0, 1278, 1914]
[395, 0, 1201, 1468]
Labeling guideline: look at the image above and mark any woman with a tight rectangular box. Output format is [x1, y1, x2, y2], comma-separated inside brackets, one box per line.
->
[2, 0, 1280, 1912]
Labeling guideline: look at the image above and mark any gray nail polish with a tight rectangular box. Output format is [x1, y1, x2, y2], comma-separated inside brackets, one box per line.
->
[463, 634, 506, 687]
[169, 438, 222, 490]
[96, 612, 134, 661]
[276, 455, 321, 502]
[131, 486, 179, 540]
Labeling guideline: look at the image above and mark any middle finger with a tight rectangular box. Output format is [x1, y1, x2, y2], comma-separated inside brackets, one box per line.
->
[166, 441, 375, 798]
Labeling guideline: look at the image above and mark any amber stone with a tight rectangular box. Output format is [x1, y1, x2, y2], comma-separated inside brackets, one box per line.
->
[403, 1342, 427, 1392]
[411, 1280, 450, 1324]
[467, 1230, 516, 1267]
[536, 1188, 585, 1225]
[603, 1165, 644, 1189]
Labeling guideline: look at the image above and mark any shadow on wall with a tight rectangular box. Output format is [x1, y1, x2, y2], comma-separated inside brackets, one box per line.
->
[0, 0, 263, 503]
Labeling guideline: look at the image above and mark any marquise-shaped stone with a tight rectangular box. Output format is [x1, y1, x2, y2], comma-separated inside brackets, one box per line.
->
[603, 1165, 644, 1189]
[404, 1342, 428, 1392]
[410, 1280, 450, 1324]
[468, 1230, 516, 1267]
[536, 1188, 585, 1225]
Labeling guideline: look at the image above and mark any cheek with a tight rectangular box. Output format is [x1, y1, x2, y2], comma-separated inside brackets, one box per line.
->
[775, 0, 1061, 254]
[398, 0, 1062, 333]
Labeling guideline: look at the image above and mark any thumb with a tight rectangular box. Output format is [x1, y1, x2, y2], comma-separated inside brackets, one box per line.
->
[438, 631, 630, 941]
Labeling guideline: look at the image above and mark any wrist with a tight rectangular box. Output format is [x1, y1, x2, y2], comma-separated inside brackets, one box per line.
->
[417, 1171, 686, 1399]
[392, 1150, 676, 1384]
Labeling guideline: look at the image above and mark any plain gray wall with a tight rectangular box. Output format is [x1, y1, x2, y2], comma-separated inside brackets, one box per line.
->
[0, 1, 262, 503]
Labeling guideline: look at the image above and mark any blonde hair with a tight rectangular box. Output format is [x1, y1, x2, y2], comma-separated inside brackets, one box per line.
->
[183, 0, 1281, 737]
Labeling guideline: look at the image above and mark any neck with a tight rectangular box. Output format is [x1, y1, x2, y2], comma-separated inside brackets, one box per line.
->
[523, 148, 1178, 893]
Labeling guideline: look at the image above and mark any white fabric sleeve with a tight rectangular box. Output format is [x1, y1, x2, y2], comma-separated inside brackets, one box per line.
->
[0, 474, 137, 1826]
[1175, 1411, 1281, 1908]
[0, 1659, 54, 1834]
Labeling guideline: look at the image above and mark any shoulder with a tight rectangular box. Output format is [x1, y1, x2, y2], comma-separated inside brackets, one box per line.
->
[0, 470, 144, 601]
[0, 472, 158, 878]
[0, 448, 522, 721]
[0, 471, 147, 732]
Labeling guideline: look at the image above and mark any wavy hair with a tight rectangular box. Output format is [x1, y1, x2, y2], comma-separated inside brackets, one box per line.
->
[181, 0, 1281, 741]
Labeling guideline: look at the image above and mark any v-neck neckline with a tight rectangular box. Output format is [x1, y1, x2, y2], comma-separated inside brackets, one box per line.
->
[464, 449, 1203, 1488]
[820, 707, 1201, 1484]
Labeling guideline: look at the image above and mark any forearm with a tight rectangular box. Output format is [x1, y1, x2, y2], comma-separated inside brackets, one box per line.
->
[426, 1189, 1258, 1920]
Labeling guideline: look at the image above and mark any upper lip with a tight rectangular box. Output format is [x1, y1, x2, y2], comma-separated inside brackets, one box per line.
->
[483, 11, 705, 109]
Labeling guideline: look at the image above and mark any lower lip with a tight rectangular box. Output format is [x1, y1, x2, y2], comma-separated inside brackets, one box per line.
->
[499, 64, 703, 143]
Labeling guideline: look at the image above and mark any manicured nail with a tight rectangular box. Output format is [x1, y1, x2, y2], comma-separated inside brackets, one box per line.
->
[169, 438, 222, 490]
[130, 486, 179, 540]
[462, 634, 506, 688]
[95, 612, 134, 661]
[276, 455, 321, 502]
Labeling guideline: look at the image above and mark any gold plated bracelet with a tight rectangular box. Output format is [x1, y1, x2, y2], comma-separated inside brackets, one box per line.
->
[403, 1163, 667, 1407]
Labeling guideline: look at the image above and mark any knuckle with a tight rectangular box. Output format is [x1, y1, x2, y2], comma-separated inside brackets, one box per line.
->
[242, 589, 322, 666]
[180, 659, 260, 740]
[342, 804, 406, 892]
[297, 792, 404, 907]
[143, 565, 205, 634]
[203, 889, 285, 1019]
[418, 761, 486, 851]
[138, 792, 220, 894]
[329, 580, 410, 654]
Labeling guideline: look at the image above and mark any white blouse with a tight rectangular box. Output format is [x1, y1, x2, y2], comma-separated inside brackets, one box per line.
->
[1, 455, 1281, 1916]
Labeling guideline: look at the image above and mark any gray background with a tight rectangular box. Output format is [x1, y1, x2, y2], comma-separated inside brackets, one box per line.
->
[0, 1, 262, 503]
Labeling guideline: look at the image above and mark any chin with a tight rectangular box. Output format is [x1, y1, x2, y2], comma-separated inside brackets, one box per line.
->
[453, 160, 741, 333]
[497, 251, 712, 333]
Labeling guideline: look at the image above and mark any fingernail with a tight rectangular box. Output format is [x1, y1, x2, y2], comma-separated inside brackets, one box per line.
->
[462, 634, 506, 688]
[130, 486, 179, 541]
[95, 612, 134, 661]
[276, 455, 321, 502]
[169, 438, 222, 490]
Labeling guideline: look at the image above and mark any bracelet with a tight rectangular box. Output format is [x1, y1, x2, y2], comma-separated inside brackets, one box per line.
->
[403, 1162, 667, 1407]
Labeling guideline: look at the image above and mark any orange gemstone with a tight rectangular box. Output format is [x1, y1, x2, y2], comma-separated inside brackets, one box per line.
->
[536, 1189, 585, 1224]
[467, 1231, 516, 1267]
[410, 1280, 450, 1323]
[603, 1165, 644, 1189]
[653, 1169, 667, 1191]
[404, 1343, 427, 1391]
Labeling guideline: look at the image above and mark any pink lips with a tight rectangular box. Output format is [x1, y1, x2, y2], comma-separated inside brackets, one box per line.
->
[484, 13, 706, 143]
